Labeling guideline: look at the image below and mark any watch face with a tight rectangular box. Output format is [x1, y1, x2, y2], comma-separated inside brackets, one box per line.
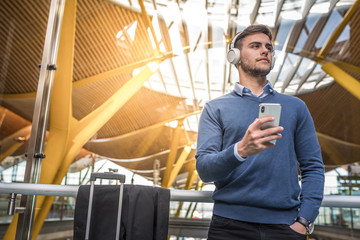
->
[307, 223, 314, 235]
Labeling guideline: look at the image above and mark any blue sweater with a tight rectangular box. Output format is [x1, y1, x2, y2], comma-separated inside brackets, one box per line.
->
[195, 89, 324, 225]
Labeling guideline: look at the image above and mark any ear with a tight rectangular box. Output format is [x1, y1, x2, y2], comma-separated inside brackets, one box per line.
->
[235, 60, 240, 69]
[271, 52, 276, 70]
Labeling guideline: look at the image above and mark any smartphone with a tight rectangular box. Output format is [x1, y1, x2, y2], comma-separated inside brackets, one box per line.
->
[258, 103, 282, 144]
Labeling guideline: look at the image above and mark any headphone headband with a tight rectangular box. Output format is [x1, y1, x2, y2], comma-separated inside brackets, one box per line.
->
[229, 31, 242, 51]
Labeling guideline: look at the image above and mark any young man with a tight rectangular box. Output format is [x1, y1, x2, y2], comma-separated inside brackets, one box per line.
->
[195, 24, 324, 240]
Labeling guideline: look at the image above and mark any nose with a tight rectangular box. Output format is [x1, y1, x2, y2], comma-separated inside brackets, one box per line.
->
[260, 46, 271, 57]
[260, 51, 268, 58]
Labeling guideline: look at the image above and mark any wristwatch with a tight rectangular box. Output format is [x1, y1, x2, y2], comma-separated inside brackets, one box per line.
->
[295, 217, 314, 235]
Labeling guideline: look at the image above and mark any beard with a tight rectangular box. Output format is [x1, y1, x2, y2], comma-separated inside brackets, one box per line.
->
[240, 58, 271, 77]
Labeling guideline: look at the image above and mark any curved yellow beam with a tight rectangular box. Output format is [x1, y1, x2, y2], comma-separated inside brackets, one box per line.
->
[175, 163, 198, 217]
[73, 54, 170, 89]
[0, 125, 31, 163]
[165, 147, 192, 189]
[321, 62, 360, 100]
[315, 1, 360, 109]
[32, 63, 160, 239]
[162, 119, 183, 188]
[317, 131, 360, 149]
[30, 63, 159, 238]
[0, 92, 36, 99]
[90, 110, 201, 142]
[134, 126, 163, 157]
[317, 131, 360, 166]
[317, 0, 360, 59]
[0, 141, 24, 162]
[0, 54, 171, 99]
[132, 106, 177, 157]
[186, 166, 198, 190]
[318, 135, 347, 166]
[187, 180, 204, 218]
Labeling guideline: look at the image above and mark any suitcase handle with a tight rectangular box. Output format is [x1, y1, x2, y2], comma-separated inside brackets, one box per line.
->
[90, 172, 125, 183]
[86, 172, 126, 240]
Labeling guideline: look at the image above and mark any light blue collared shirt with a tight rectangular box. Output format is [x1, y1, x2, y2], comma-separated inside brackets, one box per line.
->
[234, 81, 274, 98]
[233, 81, 275, 161]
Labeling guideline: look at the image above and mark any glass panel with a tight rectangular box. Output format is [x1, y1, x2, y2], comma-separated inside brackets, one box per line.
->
[306, 13, 321, 32]
[275, 20, 294, 50]
[0, 0, 51, 177]
[293, 29, 308, 53]
[0, 1, 52, 226]
[315, 7, 345, 49]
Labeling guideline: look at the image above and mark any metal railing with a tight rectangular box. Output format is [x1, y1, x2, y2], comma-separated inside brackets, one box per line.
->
[2, 182, 360, 239]
[1, 182, 360, 207]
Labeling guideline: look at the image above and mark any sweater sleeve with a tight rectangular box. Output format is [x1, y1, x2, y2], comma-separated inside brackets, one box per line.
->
[295, 103, 325, 223]
[195, 103, 243, 183]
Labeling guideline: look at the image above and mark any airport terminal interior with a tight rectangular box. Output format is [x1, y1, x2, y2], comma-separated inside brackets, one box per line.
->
[0, 0, 360, 239]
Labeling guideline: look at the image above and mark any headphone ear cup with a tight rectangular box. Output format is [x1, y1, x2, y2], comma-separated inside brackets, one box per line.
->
[227, 48, 241, 65]
[271, 53, 276, 70]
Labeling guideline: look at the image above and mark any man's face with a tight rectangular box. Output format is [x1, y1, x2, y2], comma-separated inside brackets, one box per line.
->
[238, 33, 273, 77]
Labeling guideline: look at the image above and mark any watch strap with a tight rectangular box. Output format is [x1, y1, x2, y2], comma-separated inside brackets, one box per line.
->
[295, 217, 310, 228]
[295, 217, 314, 235]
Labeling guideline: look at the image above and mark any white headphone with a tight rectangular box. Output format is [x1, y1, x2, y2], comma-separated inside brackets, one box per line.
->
[227, 31, 276, 70]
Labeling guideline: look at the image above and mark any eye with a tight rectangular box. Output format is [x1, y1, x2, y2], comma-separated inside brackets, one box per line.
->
[266, 45, 273, 52]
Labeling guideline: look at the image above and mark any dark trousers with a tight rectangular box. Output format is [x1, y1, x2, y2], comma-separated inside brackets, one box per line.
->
[208, 215, 307, 240]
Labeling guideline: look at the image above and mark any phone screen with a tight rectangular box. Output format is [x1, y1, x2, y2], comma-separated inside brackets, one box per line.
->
[258, 103, 282, 143]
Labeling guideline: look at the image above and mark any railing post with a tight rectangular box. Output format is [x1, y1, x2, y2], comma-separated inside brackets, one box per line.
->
[14, 0, 66, 239]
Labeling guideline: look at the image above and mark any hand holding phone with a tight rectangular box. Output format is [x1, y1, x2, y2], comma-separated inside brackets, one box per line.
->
[258, 103, 282, 144]
[236, 104, 283, 158]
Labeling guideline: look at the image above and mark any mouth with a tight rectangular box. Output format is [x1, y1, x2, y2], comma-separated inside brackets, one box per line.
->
[257, 58, 270, 63]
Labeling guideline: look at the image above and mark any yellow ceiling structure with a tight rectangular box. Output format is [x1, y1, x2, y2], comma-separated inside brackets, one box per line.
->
[0, 0, 360, 188]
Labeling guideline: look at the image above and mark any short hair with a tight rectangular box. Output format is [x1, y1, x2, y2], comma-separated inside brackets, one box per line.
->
[234, 24, 273, 50]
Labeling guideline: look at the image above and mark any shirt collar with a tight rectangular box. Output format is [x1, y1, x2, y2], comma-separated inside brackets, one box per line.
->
[234, 81, 274, 97]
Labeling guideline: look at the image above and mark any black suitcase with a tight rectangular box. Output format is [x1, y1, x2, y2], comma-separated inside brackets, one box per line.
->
[85, 172, 126, 240]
